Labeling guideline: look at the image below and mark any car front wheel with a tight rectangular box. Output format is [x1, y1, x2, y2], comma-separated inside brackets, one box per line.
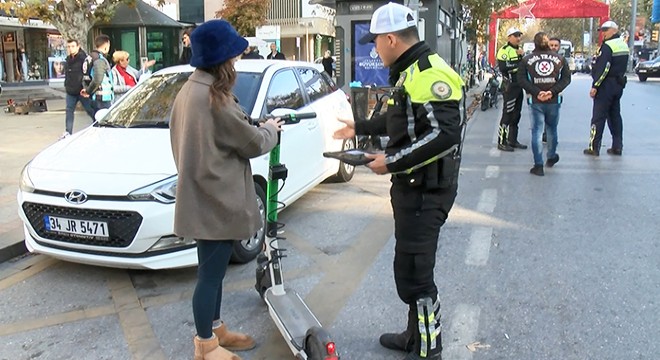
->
[638, 75, 648, 82]
[328, 137, 356, 183]
[230, 183, 266, 263]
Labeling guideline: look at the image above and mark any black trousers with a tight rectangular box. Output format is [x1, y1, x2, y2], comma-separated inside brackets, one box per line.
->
[589, 78, 624, 151]
[499, 83, 524, 144]
[390, 183, 456, 305]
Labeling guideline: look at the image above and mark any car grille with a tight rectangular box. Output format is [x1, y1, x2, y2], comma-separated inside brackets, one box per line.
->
[22, 202, 142, 247]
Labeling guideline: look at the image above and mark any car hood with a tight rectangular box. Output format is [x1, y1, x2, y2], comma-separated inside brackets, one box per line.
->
[28, 127, 176, 194]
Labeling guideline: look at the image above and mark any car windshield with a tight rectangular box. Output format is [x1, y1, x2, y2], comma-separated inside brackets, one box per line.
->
[97, 71, 263, 128]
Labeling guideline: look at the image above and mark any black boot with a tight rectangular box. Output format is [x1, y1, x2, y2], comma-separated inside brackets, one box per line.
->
[497, 125, 514, 152]
[380, 307, 415, 352]
[402, 297, 443, 360]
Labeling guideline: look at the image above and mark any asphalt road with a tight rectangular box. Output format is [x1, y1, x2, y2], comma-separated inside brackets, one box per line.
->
[1, 74, 659, 360]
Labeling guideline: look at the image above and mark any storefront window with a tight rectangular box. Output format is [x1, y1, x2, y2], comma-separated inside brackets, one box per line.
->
[146, 27, 176, 71]
[47, 34, 66, 79]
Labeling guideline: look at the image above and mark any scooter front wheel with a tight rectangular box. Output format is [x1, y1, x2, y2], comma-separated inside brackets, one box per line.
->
[304, 326, 339, 359]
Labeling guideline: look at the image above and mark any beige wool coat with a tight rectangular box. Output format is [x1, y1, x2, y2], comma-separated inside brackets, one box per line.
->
[170, 70, 278, 240]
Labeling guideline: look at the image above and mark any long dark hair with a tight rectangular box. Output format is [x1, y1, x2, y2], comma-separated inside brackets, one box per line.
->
[200, 60, 237, 109]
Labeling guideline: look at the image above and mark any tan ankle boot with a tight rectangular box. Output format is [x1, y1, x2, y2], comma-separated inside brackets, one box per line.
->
[193, 335, 241, 360]
[212, 322, 256, 351]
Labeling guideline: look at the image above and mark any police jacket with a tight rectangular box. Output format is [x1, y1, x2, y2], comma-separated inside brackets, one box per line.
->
[592, 34, 629, 88]
[497, 43, 523, 83]
[354, 42, 464, 176]
[518, 49, 571, 104]
[64, 50, 88, 95]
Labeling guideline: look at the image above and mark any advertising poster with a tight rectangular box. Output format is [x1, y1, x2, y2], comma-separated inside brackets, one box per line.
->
[352, 22, 389, 86]
[48, 57, 66, 79]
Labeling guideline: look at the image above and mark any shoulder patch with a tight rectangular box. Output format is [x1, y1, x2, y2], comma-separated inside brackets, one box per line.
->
[431, 81, 452, 100]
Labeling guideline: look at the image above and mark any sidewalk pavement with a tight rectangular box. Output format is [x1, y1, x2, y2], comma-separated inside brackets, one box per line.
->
[0, 80, 488, 264]
[0, 98, 97, 263]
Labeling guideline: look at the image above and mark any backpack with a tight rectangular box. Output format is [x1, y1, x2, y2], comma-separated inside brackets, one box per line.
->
[81, 54, 94, 88]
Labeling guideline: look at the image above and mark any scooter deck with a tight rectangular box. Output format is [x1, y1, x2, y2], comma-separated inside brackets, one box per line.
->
[264, 288, 322, 348]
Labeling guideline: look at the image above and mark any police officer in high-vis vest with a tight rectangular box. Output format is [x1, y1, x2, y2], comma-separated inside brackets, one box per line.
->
[583, 20, 629, 156]
[496, 27, 527, 152]
[334, 3, 464, 359]
[80, 34, 114, 113]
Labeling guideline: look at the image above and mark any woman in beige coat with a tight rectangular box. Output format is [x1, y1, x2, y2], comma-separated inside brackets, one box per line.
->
[169, 20, 283, 360]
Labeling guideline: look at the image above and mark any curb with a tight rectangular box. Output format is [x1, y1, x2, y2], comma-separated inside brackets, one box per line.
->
[0, 239, 27, 264]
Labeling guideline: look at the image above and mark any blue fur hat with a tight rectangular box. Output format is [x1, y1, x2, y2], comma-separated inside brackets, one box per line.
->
[190, 20, 248, 68]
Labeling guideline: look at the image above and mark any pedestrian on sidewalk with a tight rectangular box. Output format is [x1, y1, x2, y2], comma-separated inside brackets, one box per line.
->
[334, 3, 465, 359]
[583, 20, 628, 156]
[496, 27, 528, 152]
[169, 19, 283, 360]
[80, 35, 114, 114]
[180, 28, 193, 65]
[518, 31, 572, 176]
[62, 39, 95, 138]
[111, 50, 155, 100]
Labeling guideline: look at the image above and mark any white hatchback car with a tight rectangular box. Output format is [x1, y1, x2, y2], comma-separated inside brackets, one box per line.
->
[17, 60, 356, 269]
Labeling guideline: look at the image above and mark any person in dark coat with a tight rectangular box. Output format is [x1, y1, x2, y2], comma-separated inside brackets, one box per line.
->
[241, 46, 263, 59]
[62, 39, 95, 139]
[321, 50, 334, 76]
[179, 29, 193, 65]
[266, 43, 285, 60]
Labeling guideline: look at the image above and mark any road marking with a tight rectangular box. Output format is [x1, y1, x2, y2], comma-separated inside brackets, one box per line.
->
[108, 271, 167, 360]
[489, 148, 501, 157]
[443, 304, 481, 360]
[465, 227, 493, 266]
[476, 189, 497, 213]
[0, 256, 59, 291]
[485, 165, 499, 178]
[0, 304, 116, 336]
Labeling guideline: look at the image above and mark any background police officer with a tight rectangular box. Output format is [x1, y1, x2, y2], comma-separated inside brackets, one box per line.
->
[584, 20, 629, 156]
[334, 3, 464, 359]
[496, 27, 528, 151]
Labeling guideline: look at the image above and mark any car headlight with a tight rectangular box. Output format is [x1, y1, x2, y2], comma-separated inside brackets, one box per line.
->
[19, 163, 35, 193]
[128, 175, 177, 203]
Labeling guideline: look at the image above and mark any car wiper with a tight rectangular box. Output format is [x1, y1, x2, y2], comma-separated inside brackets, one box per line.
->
[97, 122, 126, 128]
[128, 122, 170, 128]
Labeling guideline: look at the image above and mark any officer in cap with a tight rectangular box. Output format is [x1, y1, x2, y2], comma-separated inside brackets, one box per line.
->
[584, 20, 629, 156]
[496, 27, 528, 151]
[333, 2, 465, 359]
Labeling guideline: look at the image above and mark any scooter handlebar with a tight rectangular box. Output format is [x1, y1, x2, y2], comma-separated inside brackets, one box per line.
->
[257, 112, 317, 125]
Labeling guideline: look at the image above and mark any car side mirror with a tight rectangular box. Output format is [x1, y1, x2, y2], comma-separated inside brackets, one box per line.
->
[95, 108, 110, 122]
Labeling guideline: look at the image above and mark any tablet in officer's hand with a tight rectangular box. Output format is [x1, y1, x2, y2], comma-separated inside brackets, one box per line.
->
[323, 149, 375, 166]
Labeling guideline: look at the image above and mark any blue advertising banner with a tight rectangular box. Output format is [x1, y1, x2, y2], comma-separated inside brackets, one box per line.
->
[352, 22, 389, 86]
[653, 0, 660, 23]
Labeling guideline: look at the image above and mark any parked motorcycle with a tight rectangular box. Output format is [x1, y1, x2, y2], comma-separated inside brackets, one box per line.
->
[481, 66, 502, 111]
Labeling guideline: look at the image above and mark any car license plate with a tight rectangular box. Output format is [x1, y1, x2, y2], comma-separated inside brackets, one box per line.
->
[43, 215, 109, 240]
[639, 69, 647, 73]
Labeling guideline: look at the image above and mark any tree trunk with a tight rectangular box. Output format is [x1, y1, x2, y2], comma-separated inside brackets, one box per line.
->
[50, 1, 96, 52]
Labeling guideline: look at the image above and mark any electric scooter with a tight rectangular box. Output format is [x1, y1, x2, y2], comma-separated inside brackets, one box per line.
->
[254, 111, 340, 360]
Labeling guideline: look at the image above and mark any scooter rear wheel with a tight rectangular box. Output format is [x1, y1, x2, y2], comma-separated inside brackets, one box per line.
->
[304, 326, 339, 359]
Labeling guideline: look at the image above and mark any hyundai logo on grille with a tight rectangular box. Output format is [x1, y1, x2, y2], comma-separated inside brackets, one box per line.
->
[64, 190, 88, 205]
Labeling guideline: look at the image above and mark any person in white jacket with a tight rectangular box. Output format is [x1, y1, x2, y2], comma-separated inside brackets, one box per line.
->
[111, 50, 155, 99]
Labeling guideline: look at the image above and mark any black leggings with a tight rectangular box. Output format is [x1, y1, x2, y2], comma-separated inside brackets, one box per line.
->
[193, 240, 234, 338]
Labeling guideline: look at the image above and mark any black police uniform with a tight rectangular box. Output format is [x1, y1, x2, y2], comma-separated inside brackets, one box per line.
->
[585, 33, 629, 155]
[496, 42, 527, 150]
[354, 42, 464, 360]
